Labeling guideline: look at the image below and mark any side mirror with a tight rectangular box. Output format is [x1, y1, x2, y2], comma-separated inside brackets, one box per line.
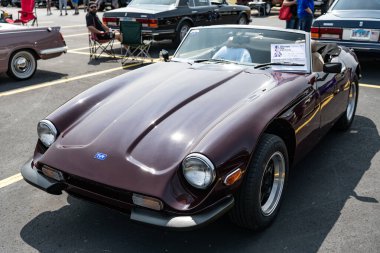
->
[160, 49, 170, 62]
[323, 62, 342, 73]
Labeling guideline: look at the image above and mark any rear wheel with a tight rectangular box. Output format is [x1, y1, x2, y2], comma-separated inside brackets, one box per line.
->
[335, 76, 359, 131]
[237, 14, 248, 24]
[7, 50, 37, 80]
[174, 21, 191, 45]
[229, 134, 288, 230]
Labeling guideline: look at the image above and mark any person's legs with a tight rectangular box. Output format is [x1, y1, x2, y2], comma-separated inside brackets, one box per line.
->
[63, 0, 67, 15]
[59, 0, 63, 15]
[286, 19, 295, 29]
[300, 14, 313, 32]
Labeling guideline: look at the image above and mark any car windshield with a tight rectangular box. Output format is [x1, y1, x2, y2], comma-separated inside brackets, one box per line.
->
[129, 0, 177, 6]
[173, 27, 309, 72]
[332, 0, 380, 10]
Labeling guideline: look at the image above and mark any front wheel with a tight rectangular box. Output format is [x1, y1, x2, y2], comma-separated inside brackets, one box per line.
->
[7, 50, 37, 80]
[335, 76, 359, 131]
[264, 3, 271, 15]
[229, 134, 288, 231]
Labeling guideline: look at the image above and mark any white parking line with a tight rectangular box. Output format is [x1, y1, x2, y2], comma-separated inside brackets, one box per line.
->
[0, 173, 23, 189]
[0, 64, 142, 98]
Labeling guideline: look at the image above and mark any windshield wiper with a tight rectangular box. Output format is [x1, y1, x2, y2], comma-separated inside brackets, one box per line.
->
[192, 59, 237, 64]
[254, 62, 305, 69]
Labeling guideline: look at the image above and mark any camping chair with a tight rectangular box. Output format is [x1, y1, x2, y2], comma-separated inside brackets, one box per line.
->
[13, 0, 38, 26]
[119, 21, 153, 65]
[88, 32, 116, 60]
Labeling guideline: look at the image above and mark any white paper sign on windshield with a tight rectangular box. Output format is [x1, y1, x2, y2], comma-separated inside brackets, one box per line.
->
[270, 44, 306, 65]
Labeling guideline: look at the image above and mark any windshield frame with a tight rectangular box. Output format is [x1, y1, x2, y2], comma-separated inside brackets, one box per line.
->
[172, 25, 312, 73]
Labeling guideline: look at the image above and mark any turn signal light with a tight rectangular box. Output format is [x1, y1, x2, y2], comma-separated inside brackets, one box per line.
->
[41, 165, 64, 181]
[102, 17, 119, 26]
[311, 27, 320, 39]
[132, 193, 163, 211]
[224, 169, 243, 186]
[136, 18, 158, 28]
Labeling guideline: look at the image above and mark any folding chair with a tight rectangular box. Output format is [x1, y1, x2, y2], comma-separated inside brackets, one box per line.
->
[88, 32, 116, 60]
[119, 21, 153, 65]
[13, 0, 38, 26]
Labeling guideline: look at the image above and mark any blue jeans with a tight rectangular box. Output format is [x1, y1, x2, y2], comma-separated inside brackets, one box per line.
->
[286, 17, 299, 30]
[299, 14, 313, 32]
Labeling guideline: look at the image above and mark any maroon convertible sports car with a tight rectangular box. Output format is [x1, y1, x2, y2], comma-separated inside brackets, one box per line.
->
[22, 26, 360, 231]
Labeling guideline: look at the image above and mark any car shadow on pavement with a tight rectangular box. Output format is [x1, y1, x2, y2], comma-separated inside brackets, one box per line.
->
[0, 70, 68, 93]
[20, 115, 380, 253]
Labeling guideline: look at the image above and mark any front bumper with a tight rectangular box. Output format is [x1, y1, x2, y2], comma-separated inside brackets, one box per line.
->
[40, 46, 68, 55]
[21, 159, 65, 195]
[21, 159, 234, 229]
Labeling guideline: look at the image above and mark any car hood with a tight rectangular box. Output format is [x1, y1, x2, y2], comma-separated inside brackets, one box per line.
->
[41, 62, 285, 200]
[322, 10, 380, 20]
[106, 4, 175, 15]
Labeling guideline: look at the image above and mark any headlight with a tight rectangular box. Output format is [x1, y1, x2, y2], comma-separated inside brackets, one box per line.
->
[182, 153, 216, 189]
[37, 120, 57, 148]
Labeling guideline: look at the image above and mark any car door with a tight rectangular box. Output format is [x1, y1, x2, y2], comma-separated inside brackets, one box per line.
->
[211, 0, 240, 24]
[188, 0, 218, 26]
[314, 59, 349, 135]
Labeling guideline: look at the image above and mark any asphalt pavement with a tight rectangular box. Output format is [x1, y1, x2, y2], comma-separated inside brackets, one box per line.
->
[0, 6, 379, 253]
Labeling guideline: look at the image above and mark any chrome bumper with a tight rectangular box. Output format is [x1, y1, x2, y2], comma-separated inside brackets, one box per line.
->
[40, 46, 68, 55]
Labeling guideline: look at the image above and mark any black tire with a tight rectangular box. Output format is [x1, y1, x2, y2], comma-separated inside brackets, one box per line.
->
[7, 50, 37, 81]
[335, 76, 359, 131]
[237, 14, 248, 24]
[264, 3, 271, 15]
[229, 134, 289, 231]
[174, 21, 192, 45]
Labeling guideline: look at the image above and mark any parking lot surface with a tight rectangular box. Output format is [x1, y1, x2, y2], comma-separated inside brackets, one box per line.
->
[0, 6, 379, 253]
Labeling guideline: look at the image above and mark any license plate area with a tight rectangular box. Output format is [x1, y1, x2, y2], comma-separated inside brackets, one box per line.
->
[350, 29, 371, 41]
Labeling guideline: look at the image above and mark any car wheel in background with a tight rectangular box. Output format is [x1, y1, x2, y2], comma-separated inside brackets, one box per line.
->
[175, 21, 192, 45]
[7, 50, 37, 80]
[265, 3, 271, 15]
[335, 76, 359, 131]
[229, 134, 288, 231]
[237, 14, 248, 24]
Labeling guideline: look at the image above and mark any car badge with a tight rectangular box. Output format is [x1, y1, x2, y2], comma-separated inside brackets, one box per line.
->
[125, 12, 128, 17]
[94, 152, 108, 161]
[359, 21, 363, 27]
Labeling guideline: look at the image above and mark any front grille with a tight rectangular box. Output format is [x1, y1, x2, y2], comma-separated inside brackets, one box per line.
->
[64, 173, 133, 204]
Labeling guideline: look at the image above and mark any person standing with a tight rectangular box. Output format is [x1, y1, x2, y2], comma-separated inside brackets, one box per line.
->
[46, 0, 52, 15]
[298, 0, 314, 32]
[72, 0, 79, 15]
[59, 0, 68, 16]
[283, 0, 298, 29]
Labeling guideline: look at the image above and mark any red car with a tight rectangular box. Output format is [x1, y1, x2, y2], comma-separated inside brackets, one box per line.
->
[22, 26, 360, 231]
[0, 23, 67, 80]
